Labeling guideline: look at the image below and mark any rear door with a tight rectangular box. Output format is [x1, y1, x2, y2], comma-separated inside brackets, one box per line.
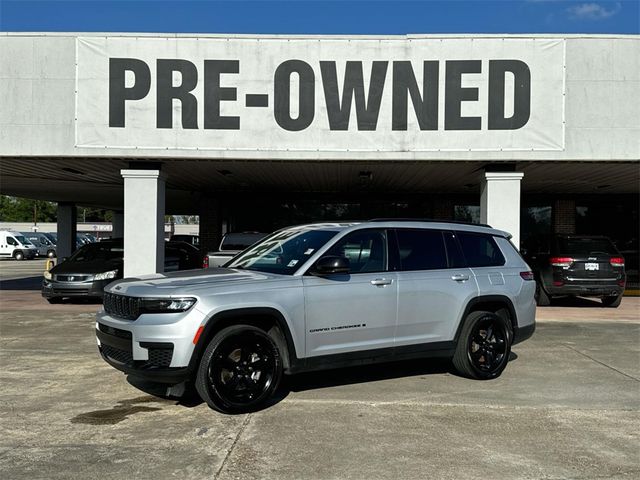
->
[394, 229, 478, 345]
[303, 229, 398, 357]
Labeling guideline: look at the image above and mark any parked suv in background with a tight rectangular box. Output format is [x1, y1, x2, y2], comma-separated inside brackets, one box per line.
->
[523, 234, 626, 307]
[96, 220, 536, 414]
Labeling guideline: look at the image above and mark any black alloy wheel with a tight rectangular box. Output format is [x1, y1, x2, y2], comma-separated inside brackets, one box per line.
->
[196, 325, 282, 413]
[453, 311, 511, 380]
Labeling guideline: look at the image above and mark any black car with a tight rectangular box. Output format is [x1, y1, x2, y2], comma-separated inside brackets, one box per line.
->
[523, 235, 626, 307]
[42, 239, 202, 303]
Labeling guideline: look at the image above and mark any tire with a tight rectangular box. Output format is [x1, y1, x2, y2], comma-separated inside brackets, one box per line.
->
[452, 311, 512, 380]
[195, 324, 283, 414]
[47, 297, 62, 304]
[535, 282, 551, 307]
[602, 294, 622, 308]
[47, 250, 56, 258]
[13, 251, 24, 261]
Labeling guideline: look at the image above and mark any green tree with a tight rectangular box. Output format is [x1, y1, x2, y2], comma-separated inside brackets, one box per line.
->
[0, 196, 57, 222]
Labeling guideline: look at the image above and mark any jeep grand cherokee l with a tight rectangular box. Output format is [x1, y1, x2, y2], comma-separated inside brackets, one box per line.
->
[96, 220, 536, 413]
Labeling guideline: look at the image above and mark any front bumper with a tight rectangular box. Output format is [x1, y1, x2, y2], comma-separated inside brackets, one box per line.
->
[96, 324, 192, 384]
[42, 279, 110, 298]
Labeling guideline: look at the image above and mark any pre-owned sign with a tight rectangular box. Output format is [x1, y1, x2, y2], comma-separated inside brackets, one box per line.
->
[76, 36, 565, 152]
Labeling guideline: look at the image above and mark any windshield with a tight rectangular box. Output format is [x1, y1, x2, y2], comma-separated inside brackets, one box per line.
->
[227, 228, 339, 274]
[45, 233, 57, 243]
[15, 235, 33, 245]
[69, 243, 124, 262]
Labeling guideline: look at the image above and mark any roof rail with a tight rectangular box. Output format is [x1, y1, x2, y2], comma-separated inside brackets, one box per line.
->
[367, 218, 493, 228]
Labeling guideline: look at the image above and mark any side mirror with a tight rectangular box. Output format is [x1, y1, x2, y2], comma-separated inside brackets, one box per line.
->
[313, 256, 350, 275]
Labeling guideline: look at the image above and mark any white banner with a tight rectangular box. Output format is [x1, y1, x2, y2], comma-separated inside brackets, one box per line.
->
[76, 36, 565, 152]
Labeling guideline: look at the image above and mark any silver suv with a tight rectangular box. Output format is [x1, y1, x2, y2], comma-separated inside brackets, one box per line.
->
[96, 220, 536, 413]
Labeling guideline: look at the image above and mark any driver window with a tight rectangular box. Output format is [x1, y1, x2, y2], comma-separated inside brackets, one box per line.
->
[326, 230, 387, 273]
[7, 237, 17, 246]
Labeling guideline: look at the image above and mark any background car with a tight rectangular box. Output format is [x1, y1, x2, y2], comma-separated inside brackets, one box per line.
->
[169, 234, 199, 247]
[42, 239, 201, 303]
[523, 234, 626, 307]
[205, 232, 268, 268]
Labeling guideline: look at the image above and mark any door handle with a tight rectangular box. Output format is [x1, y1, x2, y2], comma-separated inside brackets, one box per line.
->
[371, 278, 393, 286]
[451, 274, 470, 282]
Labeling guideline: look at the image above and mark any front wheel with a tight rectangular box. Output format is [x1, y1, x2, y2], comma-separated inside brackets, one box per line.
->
[195, 325, 283, 414]
[602, 294, 622, 308]
[47, 250, 56, 258]
[13, 251, 24, 261]
[453, 311, 511, 380]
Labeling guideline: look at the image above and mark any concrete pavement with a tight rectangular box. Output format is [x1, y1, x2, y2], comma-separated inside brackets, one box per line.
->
[0, 261, 639, 479]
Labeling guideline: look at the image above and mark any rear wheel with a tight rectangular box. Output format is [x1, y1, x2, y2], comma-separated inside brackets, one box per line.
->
[453, 311, 511, 380]
[535, 282, 551, 306]
[602, 294, 622, 308]
[13, 251, 24, 261]
[195, 324, 283, 414]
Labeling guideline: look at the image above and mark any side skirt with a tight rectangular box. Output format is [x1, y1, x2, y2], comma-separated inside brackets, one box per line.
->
[286, 341, 456, 375]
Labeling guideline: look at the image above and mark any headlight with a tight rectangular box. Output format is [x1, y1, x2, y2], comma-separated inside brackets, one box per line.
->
[140, 298, 197, 314]
[94, 270, 118, 280]
[43, 271, 52, 280]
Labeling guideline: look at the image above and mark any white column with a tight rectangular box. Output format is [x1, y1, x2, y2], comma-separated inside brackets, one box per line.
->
[56, 203, 77, 259]
[121, 170, 166, 277]
[480, 172, 524, 249]
[112, 211, 124, 238]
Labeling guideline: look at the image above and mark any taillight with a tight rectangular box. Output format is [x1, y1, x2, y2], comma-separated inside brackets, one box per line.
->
[610, 257, 625, 267]
[550, 257, 574, 267]
[618, 279, 626, 287]
[553, 280, 564, 286]
[520, 271, 534, 281]
[202, 255, 209, 269]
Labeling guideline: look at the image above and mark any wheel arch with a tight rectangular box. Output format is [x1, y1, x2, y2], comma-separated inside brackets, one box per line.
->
[189, 307, 300, 374]
[454, 295, 518, 343]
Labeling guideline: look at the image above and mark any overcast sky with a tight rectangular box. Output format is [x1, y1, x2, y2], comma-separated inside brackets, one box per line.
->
[1, 0, 638, 34]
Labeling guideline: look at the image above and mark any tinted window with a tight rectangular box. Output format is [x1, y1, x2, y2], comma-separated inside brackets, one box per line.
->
[556, 237, 617, 255]
[456, 232, 505, 267]
[396, 229, 447, 271]
[444, 231, 466, 268]
[69, 243, 124, 262]
[326, 230, 387, 273]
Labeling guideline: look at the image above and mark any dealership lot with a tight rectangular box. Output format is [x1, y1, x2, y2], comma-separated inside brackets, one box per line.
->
[0, 260, 638, 479]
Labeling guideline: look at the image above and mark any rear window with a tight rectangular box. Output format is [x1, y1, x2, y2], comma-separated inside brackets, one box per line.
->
[395, 229, 448, 271]
[220, 233, 266, 251]
[557, 237, 617, 256]
[456, 232, 505, 267]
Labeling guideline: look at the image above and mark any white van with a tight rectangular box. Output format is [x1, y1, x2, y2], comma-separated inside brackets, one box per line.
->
[0, 231, 38, 260]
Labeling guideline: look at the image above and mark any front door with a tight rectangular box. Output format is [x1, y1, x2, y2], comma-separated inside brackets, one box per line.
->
[303, 229, 397, 357]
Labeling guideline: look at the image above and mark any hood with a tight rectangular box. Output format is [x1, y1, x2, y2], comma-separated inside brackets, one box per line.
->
[52, 259, 122, 276]
[106, 267, 287, 296]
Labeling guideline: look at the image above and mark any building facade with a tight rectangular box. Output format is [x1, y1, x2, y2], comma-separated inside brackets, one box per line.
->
[1, 33, 638, 277]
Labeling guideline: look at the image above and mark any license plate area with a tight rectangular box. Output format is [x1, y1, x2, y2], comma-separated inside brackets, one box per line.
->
[585, 262, 599, 271]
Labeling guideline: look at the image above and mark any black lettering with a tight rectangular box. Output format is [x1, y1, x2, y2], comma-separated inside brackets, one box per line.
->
[274, 60, 315, 131]
[204, 60, 239, 130]
[109, 58, 151, 128]
[392, 61, 439, 131]
[320, 61, 388, 131]
[488, 60, 531, 130]
[445, 60, 481, 130]
[156, 59, 198, 129]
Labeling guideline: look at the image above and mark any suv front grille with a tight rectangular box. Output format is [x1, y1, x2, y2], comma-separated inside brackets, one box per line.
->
[103, 292, 141, 320]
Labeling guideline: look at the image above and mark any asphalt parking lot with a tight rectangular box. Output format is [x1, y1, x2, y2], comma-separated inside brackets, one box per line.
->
[1, 259, 639, 479]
